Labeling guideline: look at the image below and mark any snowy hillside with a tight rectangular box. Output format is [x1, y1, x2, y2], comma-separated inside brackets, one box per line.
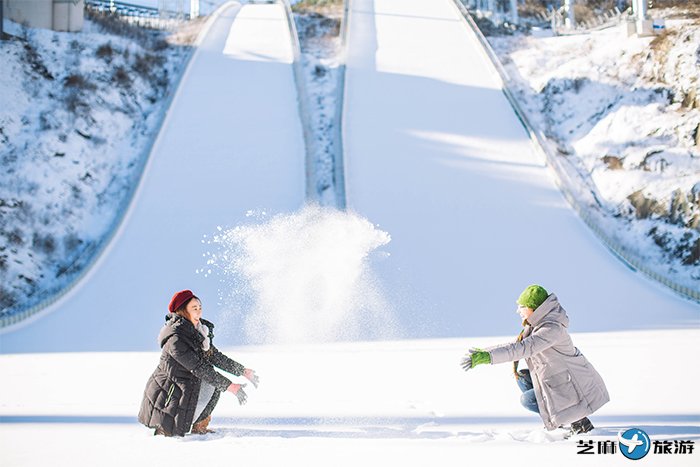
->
[484, 6, 700, 291]
[0, 14, 195, 319]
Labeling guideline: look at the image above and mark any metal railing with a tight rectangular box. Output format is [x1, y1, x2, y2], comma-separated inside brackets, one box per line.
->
[86, 0, 161, 17]
[450, 0, 699, 304]
[550, 6, 625, 35]
[464, 1, 625, 35]
[85, 0, 191, 29]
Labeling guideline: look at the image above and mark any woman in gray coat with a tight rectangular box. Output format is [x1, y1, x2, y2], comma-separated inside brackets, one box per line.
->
[461, 285, 609, 435]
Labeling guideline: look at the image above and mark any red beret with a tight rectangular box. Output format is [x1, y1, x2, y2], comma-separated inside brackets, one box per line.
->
[168, 289, 195, 313]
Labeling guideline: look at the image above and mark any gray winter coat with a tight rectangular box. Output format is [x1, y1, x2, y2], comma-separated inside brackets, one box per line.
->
[488, 294, 609, 430]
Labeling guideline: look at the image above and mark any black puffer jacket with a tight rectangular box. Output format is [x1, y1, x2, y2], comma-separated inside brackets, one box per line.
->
[138, 314, 245, 436]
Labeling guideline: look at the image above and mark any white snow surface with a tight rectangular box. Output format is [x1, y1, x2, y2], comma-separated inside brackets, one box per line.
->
[1, 331, 699, 465]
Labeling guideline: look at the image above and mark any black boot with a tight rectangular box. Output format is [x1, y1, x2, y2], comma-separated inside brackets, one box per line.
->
[570, 417, 594, 435]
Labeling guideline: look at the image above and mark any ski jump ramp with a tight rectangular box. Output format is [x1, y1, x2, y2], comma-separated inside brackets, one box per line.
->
[3, 0, 696, 353]
[342, 0, 698, 336]
[1, 2, 306, 352]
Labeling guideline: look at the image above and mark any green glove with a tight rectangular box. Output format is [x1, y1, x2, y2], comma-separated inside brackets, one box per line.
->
[469, 347, 491, 367]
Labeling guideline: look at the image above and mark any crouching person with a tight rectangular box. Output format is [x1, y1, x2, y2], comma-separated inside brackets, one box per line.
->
[461, 285, 609, 435]
[139, 290, 260, 437]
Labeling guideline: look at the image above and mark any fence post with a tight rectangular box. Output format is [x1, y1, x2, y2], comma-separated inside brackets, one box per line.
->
[1, 0, 4, 39]
[564, 0, 575, 29]
[508, 0, 518, 24]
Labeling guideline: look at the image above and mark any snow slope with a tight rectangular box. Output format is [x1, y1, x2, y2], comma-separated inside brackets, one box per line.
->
[342, 0, 699, 339]
[0, 1, 306, 352]
[1, 331, 698, 466]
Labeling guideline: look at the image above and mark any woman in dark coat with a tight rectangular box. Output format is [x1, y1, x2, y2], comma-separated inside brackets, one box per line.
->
[138, 290, 259, 437]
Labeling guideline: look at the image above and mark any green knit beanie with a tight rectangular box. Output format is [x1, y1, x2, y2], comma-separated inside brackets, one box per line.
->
[516, 285, 549, 310]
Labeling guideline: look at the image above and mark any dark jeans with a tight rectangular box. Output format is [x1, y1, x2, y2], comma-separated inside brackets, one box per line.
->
[516, 369, 540, 414]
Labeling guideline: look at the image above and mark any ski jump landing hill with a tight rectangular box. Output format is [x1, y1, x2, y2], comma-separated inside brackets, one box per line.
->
[1, 0, 697, 351]
[342, 0, 698, 337]
[0, 1, 306, 352]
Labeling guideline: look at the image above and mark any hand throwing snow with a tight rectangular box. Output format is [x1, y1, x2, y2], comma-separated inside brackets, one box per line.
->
[244, 368, 260, 388]
[460, 347, 491, 372]
[228, 383, 248, 405]
[460, 355, 473, 371]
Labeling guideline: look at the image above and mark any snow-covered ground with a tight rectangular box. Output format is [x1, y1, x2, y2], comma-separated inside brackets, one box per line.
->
[486, 9, 700, 291]
[1, 330, 699, 466]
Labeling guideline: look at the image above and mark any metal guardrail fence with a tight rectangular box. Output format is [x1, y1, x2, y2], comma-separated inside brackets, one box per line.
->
[467, 2, 624, 34]
[450, 0, 700, 304]
[86, 0, 160, 17]
[85, 0, 190, 29]
[0, 2, 234, 331]
[550, 6, 625, 35]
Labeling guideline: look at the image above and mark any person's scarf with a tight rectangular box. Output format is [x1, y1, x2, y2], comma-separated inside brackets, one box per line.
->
[513, 320, 529, 378]
[196, 322, 211, 352]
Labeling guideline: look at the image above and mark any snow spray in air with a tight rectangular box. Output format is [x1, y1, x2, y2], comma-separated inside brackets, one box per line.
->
[207, 205, 398, 344]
